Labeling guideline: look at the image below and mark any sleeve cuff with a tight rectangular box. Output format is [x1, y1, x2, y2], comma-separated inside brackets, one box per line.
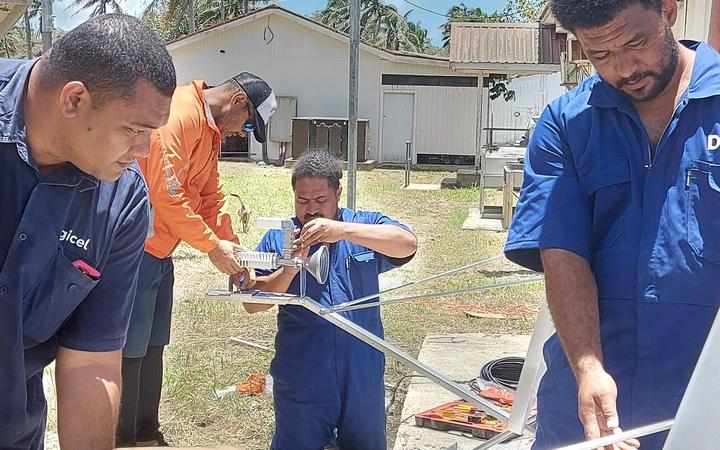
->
[504, 239, 591, 273]
[57, 334, 127, 353]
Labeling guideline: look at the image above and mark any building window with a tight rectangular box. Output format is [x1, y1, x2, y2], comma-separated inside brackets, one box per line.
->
[381, 74, 479, 87]
[221, 134, 249, 157]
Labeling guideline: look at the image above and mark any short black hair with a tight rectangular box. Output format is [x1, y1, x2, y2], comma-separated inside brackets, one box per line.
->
[292, 150, 343, 190]
[550, 0, 663, 31]
[38, 14, 176, 106]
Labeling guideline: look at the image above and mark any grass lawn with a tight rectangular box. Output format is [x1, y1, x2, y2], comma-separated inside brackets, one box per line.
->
[47, 161, 545, 449]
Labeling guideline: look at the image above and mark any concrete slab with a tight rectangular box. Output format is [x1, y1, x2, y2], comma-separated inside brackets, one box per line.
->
[402, 183, 442, 191]
[393, 333, 534, 450]
[461, 208, 504, 232]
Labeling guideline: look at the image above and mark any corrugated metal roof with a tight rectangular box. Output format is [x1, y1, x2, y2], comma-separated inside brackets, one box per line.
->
[450, 22, 539, 64]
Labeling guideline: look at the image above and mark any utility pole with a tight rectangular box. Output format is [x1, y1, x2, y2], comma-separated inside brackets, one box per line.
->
[24, 11, 31, 59]
[347, 0, 360, 209]
[41, 0, 53, 52]
[188, 0, 195, 32]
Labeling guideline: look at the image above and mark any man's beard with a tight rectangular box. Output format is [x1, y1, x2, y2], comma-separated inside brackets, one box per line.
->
[615, 26, 679, 102]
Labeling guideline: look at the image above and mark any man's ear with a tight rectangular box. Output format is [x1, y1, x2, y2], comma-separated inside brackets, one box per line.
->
[59, 81, 91, 119]
[231, 90, 248, 106]
[663, 0, 678, 27]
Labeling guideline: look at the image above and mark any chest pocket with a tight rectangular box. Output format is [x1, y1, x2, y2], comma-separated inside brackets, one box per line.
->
[346, 250, 379, 299]
[687, 160, 720, 262]
[22, 246, 98, 347]
[578, 157, 631, 251]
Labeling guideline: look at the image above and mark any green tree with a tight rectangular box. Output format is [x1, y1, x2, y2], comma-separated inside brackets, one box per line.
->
[405, 19, 432, 53]
[66, 0, 123, 17]
[503, 0, 547, 22]
[314, 0, 435, 53]
[143, 0, 271, 42]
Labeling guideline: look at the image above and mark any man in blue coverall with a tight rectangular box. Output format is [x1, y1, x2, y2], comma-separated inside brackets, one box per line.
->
[244, 150, 418, 450]
[0, 15, 175, 449]
[504, 0, 720, 448]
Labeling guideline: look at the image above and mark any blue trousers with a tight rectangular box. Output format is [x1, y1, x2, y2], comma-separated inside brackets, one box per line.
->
[270, 321, 387, 450]
[123, 253, 174, 359]
[532, 299, 716, 449]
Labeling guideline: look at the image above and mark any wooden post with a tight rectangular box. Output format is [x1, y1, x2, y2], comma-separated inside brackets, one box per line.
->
[502, 165, 523, 230]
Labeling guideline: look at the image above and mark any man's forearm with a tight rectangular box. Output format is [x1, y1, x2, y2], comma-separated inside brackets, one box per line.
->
[541, 248, 604, 378]
[343, 223, 417, 258]
[56, 347, 122, 450]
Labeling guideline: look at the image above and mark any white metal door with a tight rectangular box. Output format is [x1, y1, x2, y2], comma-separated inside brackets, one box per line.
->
[381, 93, 414, 163]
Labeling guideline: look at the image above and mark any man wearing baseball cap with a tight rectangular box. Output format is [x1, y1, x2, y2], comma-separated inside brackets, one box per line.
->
[116, 72, 276, 446]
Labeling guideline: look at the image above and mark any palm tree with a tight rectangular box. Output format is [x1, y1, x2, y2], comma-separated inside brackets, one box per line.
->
[2, 27, 27, 58]
[315, 0, 348, 32]
[66, 0, 123, 17]
[314, 0, 433, 53]
[404, 20, 431, 53]
[143, 0, 271, 42]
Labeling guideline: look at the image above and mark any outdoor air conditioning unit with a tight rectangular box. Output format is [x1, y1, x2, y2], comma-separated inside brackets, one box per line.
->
[291, 117, 369, 162]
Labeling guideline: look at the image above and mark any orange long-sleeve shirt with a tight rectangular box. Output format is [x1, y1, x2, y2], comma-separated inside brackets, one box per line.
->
[138, 81, 239, 259]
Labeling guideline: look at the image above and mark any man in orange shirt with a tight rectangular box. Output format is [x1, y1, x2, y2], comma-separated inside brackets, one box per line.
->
[116, 73, 277, 446]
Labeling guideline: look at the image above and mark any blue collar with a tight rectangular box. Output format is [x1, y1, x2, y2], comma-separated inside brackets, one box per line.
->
[588, 40, 720, 109]
[0, 59, 98, 189]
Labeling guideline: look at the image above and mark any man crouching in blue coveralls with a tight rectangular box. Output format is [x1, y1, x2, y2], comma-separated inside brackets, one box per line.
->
[244, 150, 417, 450]
[504, 0, 720, 449]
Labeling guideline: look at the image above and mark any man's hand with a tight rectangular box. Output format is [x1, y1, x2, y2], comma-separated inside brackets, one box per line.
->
[208, 239, 246, 275]
[232, 267, 257, 289]
[577, 368, 640, 450]
[296, 218, 345, 249]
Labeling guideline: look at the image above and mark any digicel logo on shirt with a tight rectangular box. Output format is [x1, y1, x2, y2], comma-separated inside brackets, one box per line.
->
[59, 229, 91, 251]
[709, 134, 720, 150]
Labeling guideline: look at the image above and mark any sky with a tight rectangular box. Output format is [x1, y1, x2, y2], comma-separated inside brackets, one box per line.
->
[53, 0, 508, 47]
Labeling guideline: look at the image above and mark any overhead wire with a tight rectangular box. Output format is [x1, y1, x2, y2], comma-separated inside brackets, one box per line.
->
[400, 0, 548, 21]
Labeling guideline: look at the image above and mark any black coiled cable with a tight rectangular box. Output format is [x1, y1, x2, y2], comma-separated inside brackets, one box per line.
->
[479, 356, 524, 390]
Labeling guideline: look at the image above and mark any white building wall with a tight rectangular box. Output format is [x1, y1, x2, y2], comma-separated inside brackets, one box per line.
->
[674, 0, 713, 42]
[379, 61, 479, 160]
[168, 12, 471, 163]
[487, 72, 566, 144]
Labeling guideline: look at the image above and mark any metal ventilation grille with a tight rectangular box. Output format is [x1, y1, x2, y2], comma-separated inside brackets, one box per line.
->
[221, 134, 249, 156]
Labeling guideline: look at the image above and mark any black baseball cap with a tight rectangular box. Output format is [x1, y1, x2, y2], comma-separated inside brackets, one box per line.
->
[232, 72, 277, 143]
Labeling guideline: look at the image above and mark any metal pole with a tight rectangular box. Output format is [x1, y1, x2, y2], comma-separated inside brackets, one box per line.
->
[553, 420, 674, 450]
[324, 276, 544, 314]
[188, 0, 196, 32]
[321, 254, 505, 314]
[41, 0, 52, 52]
[207, 289, 527, 426]
[347, 0, 360, 210]
[24, 11, 31, 59]
[404, 140, 411, 188]
[303, 297, 514, 422]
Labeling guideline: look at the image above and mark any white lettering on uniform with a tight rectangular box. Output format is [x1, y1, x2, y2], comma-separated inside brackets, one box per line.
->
[708, 134, 720, 151]
[59, 229, 91, 251]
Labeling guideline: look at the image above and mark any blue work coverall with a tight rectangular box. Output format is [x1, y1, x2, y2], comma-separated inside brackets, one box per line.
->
[256, 208, 413, 450]
[505, 41, 720, 449]
[0, 59, 150, 449]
